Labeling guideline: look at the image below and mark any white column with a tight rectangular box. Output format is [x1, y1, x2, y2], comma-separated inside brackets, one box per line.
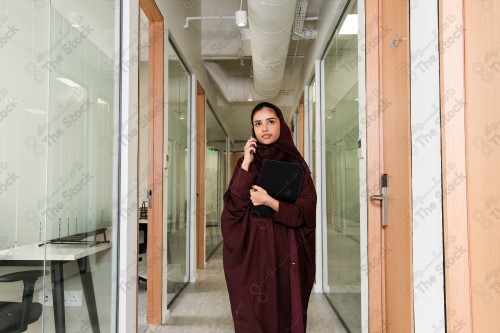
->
[314, 60, 325, 293]
[410, 2, 446, 332]
[189, 74, 197, 283]
[118, 0, 139, 331]
[357, 0, 368, 331]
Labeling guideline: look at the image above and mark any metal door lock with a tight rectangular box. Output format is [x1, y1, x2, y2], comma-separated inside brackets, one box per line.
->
[370, 174, 388, 227]
[147, 187, 153, 208]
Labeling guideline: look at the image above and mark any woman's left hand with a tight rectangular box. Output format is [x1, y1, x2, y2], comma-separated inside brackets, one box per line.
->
[250, 185, 271, 206]
[250, 185, 280, 212]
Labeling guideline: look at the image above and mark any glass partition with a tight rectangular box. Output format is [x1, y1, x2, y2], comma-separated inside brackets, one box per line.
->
[310, 81, 316, 182]
[137, 8, 149, 332]
[322, 1, 361, 332]
[165, 41, 190, 306]
[205, 103, 226, 259]
[0, 0, 120, 332]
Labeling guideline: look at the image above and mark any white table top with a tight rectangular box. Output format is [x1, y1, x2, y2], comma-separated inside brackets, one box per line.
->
[0, 242, 112, 261]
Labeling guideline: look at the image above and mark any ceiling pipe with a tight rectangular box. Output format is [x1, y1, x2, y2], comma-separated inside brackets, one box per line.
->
[205, 62, 265, 103]
[248, 0, 298, 99]
[184, 16, 235, 29]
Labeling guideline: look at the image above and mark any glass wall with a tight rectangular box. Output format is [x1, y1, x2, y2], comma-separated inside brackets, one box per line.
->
[137, 8, 149, 332]
[0, 0, 120, 332]
[310, 81, 317, 182]
[323, 1, 361, 332]
[165, 41, 190, 305]
[205, 103, 226, 259]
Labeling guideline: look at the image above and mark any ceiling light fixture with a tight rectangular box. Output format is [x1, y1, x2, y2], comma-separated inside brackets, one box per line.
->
[68, 11, 81, 28]
[56, 77, 82, 88]
[247, 89, 253, 102]
[339, 14, 358, 35]
[235, 0, 247, 27]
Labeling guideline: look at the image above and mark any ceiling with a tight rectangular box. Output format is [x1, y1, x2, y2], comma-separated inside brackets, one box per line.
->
[53, 0, 352, 143]
[198, 0, 328, 141]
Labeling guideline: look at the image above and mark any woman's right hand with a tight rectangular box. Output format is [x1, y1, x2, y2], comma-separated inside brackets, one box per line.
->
[241, 137, 257, 171]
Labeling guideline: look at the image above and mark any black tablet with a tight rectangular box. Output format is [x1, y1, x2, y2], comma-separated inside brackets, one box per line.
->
[252, 159, 305, 217]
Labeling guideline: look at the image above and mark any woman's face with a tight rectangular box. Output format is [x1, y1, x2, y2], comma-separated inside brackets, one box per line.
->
[252, 107, 281, 145]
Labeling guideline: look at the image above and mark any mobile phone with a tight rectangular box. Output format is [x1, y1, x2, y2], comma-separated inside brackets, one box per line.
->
[250, 128, 256, 154]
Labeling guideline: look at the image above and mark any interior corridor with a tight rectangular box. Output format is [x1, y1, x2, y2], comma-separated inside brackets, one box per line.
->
[145, 245, 347, 333]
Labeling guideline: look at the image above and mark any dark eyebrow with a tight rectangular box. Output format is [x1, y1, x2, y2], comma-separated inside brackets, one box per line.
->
[253, 117, 277, 124]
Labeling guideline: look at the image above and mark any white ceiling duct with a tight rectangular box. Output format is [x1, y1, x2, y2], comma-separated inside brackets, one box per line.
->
[248, 0, 297, 98]
[205, 62, 265, 102]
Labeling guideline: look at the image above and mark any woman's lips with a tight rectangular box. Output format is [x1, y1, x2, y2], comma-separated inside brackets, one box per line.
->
[262, 134, 271, 139]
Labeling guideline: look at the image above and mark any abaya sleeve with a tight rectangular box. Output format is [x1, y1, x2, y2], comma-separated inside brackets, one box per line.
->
[272, 171, 316, 229]
[221, 158, 256, 255]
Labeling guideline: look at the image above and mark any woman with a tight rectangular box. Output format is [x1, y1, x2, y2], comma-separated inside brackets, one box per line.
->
[221, 102, 317, 333]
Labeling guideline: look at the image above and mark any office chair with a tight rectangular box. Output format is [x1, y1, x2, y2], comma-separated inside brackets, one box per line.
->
[0, 270, 48, 333]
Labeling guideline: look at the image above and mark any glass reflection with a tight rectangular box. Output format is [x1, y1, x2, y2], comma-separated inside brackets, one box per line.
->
[166, 43, 190, 305]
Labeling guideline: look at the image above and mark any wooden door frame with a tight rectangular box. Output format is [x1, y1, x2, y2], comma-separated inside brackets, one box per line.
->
[365, 1, 384, 331]
[196, 82, 206, 269]
[366, 1, 413, 332]
[140, 0, 164, 325]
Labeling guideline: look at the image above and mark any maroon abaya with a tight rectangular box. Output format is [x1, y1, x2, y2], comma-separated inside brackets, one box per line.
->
[221, 104, 317, 333]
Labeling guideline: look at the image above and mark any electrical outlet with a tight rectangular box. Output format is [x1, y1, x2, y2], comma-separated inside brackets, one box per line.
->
[39, 290, 83, 307]
[65, 291, 83, 306]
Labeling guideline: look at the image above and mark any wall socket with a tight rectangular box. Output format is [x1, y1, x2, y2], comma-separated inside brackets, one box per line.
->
[39, 291, 83, 307]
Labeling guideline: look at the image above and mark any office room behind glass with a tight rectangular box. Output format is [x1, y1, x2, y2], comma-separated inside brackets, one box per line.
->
[323, 1, 361, 332]
[165, 42, 190, 305]
[205, 103, 226, 259]
[0, 0, 119, 331]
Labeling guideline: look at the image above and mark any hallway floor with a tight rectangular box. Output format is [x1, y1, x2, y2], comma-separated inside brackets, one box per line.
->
[145, 245, 347, 333]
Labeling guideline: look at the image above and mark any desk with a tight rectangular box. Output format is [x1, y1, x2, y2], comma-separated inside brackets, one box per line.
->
[0, 242, 111, 333]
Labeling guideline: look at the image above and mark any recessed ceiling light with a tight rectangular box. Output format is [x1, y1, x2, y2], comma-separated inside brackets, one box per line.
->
[56, 77, 82, 88]
[26, 109, 47, 115]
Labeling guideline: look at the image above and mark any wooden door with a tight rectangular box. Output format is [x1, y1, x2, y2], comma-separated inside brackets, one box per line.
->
[366, 1, 413, 332]
[140, 0, 164, 325]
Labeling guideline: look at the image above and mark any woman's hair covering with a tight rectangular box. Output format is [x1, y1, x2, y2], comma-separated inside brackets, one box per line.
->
[250, 102, 307, 171]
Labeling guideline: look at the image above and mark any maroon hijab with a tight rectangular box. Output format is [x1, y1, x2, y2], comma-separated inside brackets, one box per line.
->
[249, 102, 307, 173]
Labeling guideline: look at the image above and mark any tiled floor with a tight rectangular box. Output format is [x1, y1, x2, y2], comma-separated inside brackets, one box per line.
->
[145, 245, 347, 333]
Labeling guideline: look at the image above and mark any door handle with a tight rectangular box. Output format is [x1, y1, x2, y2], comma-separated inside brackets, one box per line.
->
[370, 174, 388, 227]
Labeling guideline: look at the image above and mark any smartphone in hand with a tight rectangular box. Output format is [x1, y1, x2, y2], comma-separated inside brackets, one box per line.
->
[250, 128, 257, 154]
